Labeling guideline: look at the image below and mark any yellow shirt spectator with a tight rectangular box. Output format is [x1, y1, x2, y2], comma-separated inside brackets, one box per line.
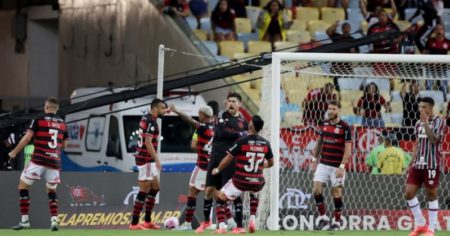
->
[377, 146, 405, 175]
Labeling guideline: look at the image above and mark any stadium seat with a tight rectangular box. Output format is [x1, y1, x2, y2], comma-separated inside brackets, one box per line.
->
[340, 101, 354, 116]
[287, 89, 308, 105]
[235, 18, 252, 33]
[308, 77, 333, 90]
[186, 16, 197, 30]
[341, 115, 362, 126]
[338, 78, 362, 90]
[219, 40, 244, 58]
[290, 20, 307, 31]
[200, 17, 212, 34]
[286, 30, 311, 43]
[296, 7, 319, 21]
[340, 90, 363, 102]
[420, 90, 445, 104]
[395, 20, 412, 31]
[321, 7, 345, 24]
[310, 0, 327, 7]
[405, 8, 423, 24]
[443, 9, 450, 22]
[237, 32, 259, 50]
[444, 21, 450, 34]
[259, 0, 271, 7]
[233, 52, 258, 59]
[307, 20, 332, 33]
[391, 113, 403, 124]
[201, 41, 218, 55]
[281, 103, 300, 119]
[193, 29, 208, 41]
[283, 78, 308, 91]
[248, 41, 272, 54]
[392, 79, 402, 91]
[390, 101, 403, 112]
[361, 20, 368, 33]
[215, 55, 231, 63]
[348, 0, 359, 9]
[274, 41, 298, 52]
[245, 6, 262, 30]
[284, 111, 303, 127]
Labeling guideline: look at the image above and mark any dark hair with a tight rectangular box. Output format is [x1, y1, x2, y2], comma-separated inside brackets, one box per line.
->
[263, 0, 284, 12]
[419, 96, 435, 106]
[46, 97, 59, 106]
[227, 92, 242, 102]
[328, 100, 341, 109]
[151, 98, 165, 109]
[207, 101, 219, 116]
[211, 0, 234, 25]
[252, 115, 264, 132]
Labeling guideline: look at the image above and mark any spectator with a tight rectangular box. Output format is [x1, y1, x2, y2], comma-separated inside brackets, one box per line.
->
[211, 0, 237, 41]
[163, 0, 189, 18]
[297, 0, 349, 8]
[409, 0, 443, 52]
[377, 134, 411, 174]
[365, 135, 385, 174]
[257, 0, 291, 44]
[360, 0, 397, 28]
[326, 21, 358, 53]
[354, 82, 391, 128]
[228, 0, 247, 17]
[189, 0, 208, 29]
[302, 83, 337, 126]
[367, 11, 401, 53]
[400, 81, 420, 127]
[423, 24, 449, 98]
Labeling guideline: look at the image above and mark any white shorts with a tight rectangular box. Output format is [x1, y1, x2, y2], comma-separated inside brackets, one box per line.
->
[313, 163, 345, 187]
[221, 180, 244, 200]
[20, 162, 60, 185]
[137, 163, 159, 181]
[189, 166, 207, 191]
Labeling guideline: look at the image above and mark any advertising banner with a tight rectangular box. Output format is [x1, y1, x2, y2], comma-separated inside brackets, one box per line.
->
[0, 172, 200, 229]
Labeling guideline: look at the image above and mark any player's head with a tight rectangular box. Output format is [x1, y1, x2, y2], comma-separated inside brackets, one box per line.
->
[341, 22, 351, 35]
[45, 97, 59, 113]
[226, 93, 241, 115]
[435, 24, 445, 37]
[249, 115, 264, 134]
[378, 10, 389, 25]
[198, 106, 213, 121]
[207, 100, 219, 117]
[327, 100, 341, 120]
[384, 133, 397, 147]
[323, 83, 335, 94]
[418, 97, 434, 116]
[151, 98, 167, 118]
[365, 82, 379, 95]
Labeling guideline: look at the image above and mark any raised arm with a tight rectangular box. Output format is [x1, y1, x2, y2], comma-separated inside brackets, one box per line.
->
[326, 21, 339, 37]
[170, 104, 200, 129]
[389, 0, 397, 19]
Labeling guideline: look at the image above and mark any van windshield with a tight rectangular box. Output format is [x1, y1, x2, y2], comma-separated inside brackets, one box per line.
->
[123, 115, 196, 153]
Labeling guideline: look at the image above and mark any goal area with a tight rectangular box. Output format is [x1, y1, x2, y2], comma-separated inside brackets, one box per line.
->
[256, 53, 450, 231]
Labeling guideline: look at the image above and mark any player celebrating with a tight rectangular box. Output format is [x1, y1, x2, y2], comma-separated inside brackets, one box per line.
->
[212, 115, 273, 234]
[129, 98, 166, 230]
[169, 104, 215, 230]
[405, 97, 445, 236]
[311, 100, 352, 230]
[8, 97, 68, 231]
[197, 93, 248, 234]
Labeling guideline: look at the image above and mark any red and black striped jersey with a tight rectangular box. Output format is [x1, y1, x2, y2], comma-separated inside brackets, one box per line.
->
[195, 121, 215, 170]
[27, 113, 68, 170]
[227, 135, 273, 192]
[319, 119, 352, 167]
[413, 115, 445, 170]
[135, 113, 159, 166]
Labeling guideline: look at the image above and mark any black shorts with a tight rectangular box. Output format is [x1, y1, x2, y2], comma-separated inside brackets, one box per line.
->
[205, 150, 235, 189]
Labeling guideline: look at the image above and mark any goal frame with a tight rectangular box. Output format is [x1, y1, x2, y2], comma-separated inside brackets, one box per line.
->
[268, 52, 450, 231]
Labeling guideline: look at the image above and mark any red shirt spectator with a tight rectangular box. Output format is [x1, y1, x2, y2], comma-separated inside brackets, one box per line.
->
[367, 11, 401, 53]
[302, 83, 337, 125]
[424, 24, 450, 55]
[164, 0, 189, 17]
[355, 83, 390, 119]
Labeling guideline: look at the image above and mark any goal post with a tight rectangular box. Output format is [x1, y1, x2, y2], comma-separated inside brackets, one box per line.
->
[258, 52, 450, 231]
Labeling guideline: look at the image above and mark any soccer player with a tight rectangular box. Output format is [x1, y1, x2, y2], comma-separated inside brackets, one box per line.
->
[405, 97, 445, 236]
[311, 100, 352, 230]
[212, 115, 273, 234]
[197, 93, 248, 234]
[129, 98, 166, 230]
[8, 97, 68, 231]
[169, 104, 215, 230]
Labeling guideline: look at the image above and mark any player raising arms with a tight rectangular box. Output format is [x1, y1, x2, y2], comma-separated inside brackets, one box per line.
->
[405, 97, 445, 236]
[197, 93, 249, 234]
[8, 97, 68, 231]
[169, 104, 215, 230]
[129, 98, 166, 230]
[212, 115, 274, 234]
[311, 100, 352, 230]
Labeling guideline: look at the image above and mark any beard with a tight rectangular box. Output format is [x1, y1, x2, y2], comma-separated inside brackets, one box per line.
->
[328, 113, 337, 120]
[157, 113, 164, 118]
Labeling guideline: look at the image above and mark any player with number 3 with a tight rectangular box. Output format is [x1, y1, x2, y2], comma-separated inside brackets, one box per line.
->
[8, 97, 68, 231]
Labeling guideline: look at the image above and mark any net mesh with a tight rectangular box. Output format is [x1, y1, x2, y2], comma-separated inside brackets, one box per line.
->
[257, 57, 450, 231]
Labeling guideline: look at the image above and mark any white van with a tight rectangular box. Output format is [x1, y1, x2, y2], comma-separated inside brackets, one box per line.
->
[63, 87, 206, 172]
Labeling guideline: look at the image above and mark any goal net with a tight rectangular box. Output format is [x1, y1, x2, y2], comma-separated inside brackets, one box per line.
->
[257, 53, 450, 231]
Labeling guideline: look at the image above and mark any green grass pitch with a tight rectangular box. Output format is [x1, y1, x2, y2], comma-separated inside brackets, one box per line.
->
[0, 230, 448, 236]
